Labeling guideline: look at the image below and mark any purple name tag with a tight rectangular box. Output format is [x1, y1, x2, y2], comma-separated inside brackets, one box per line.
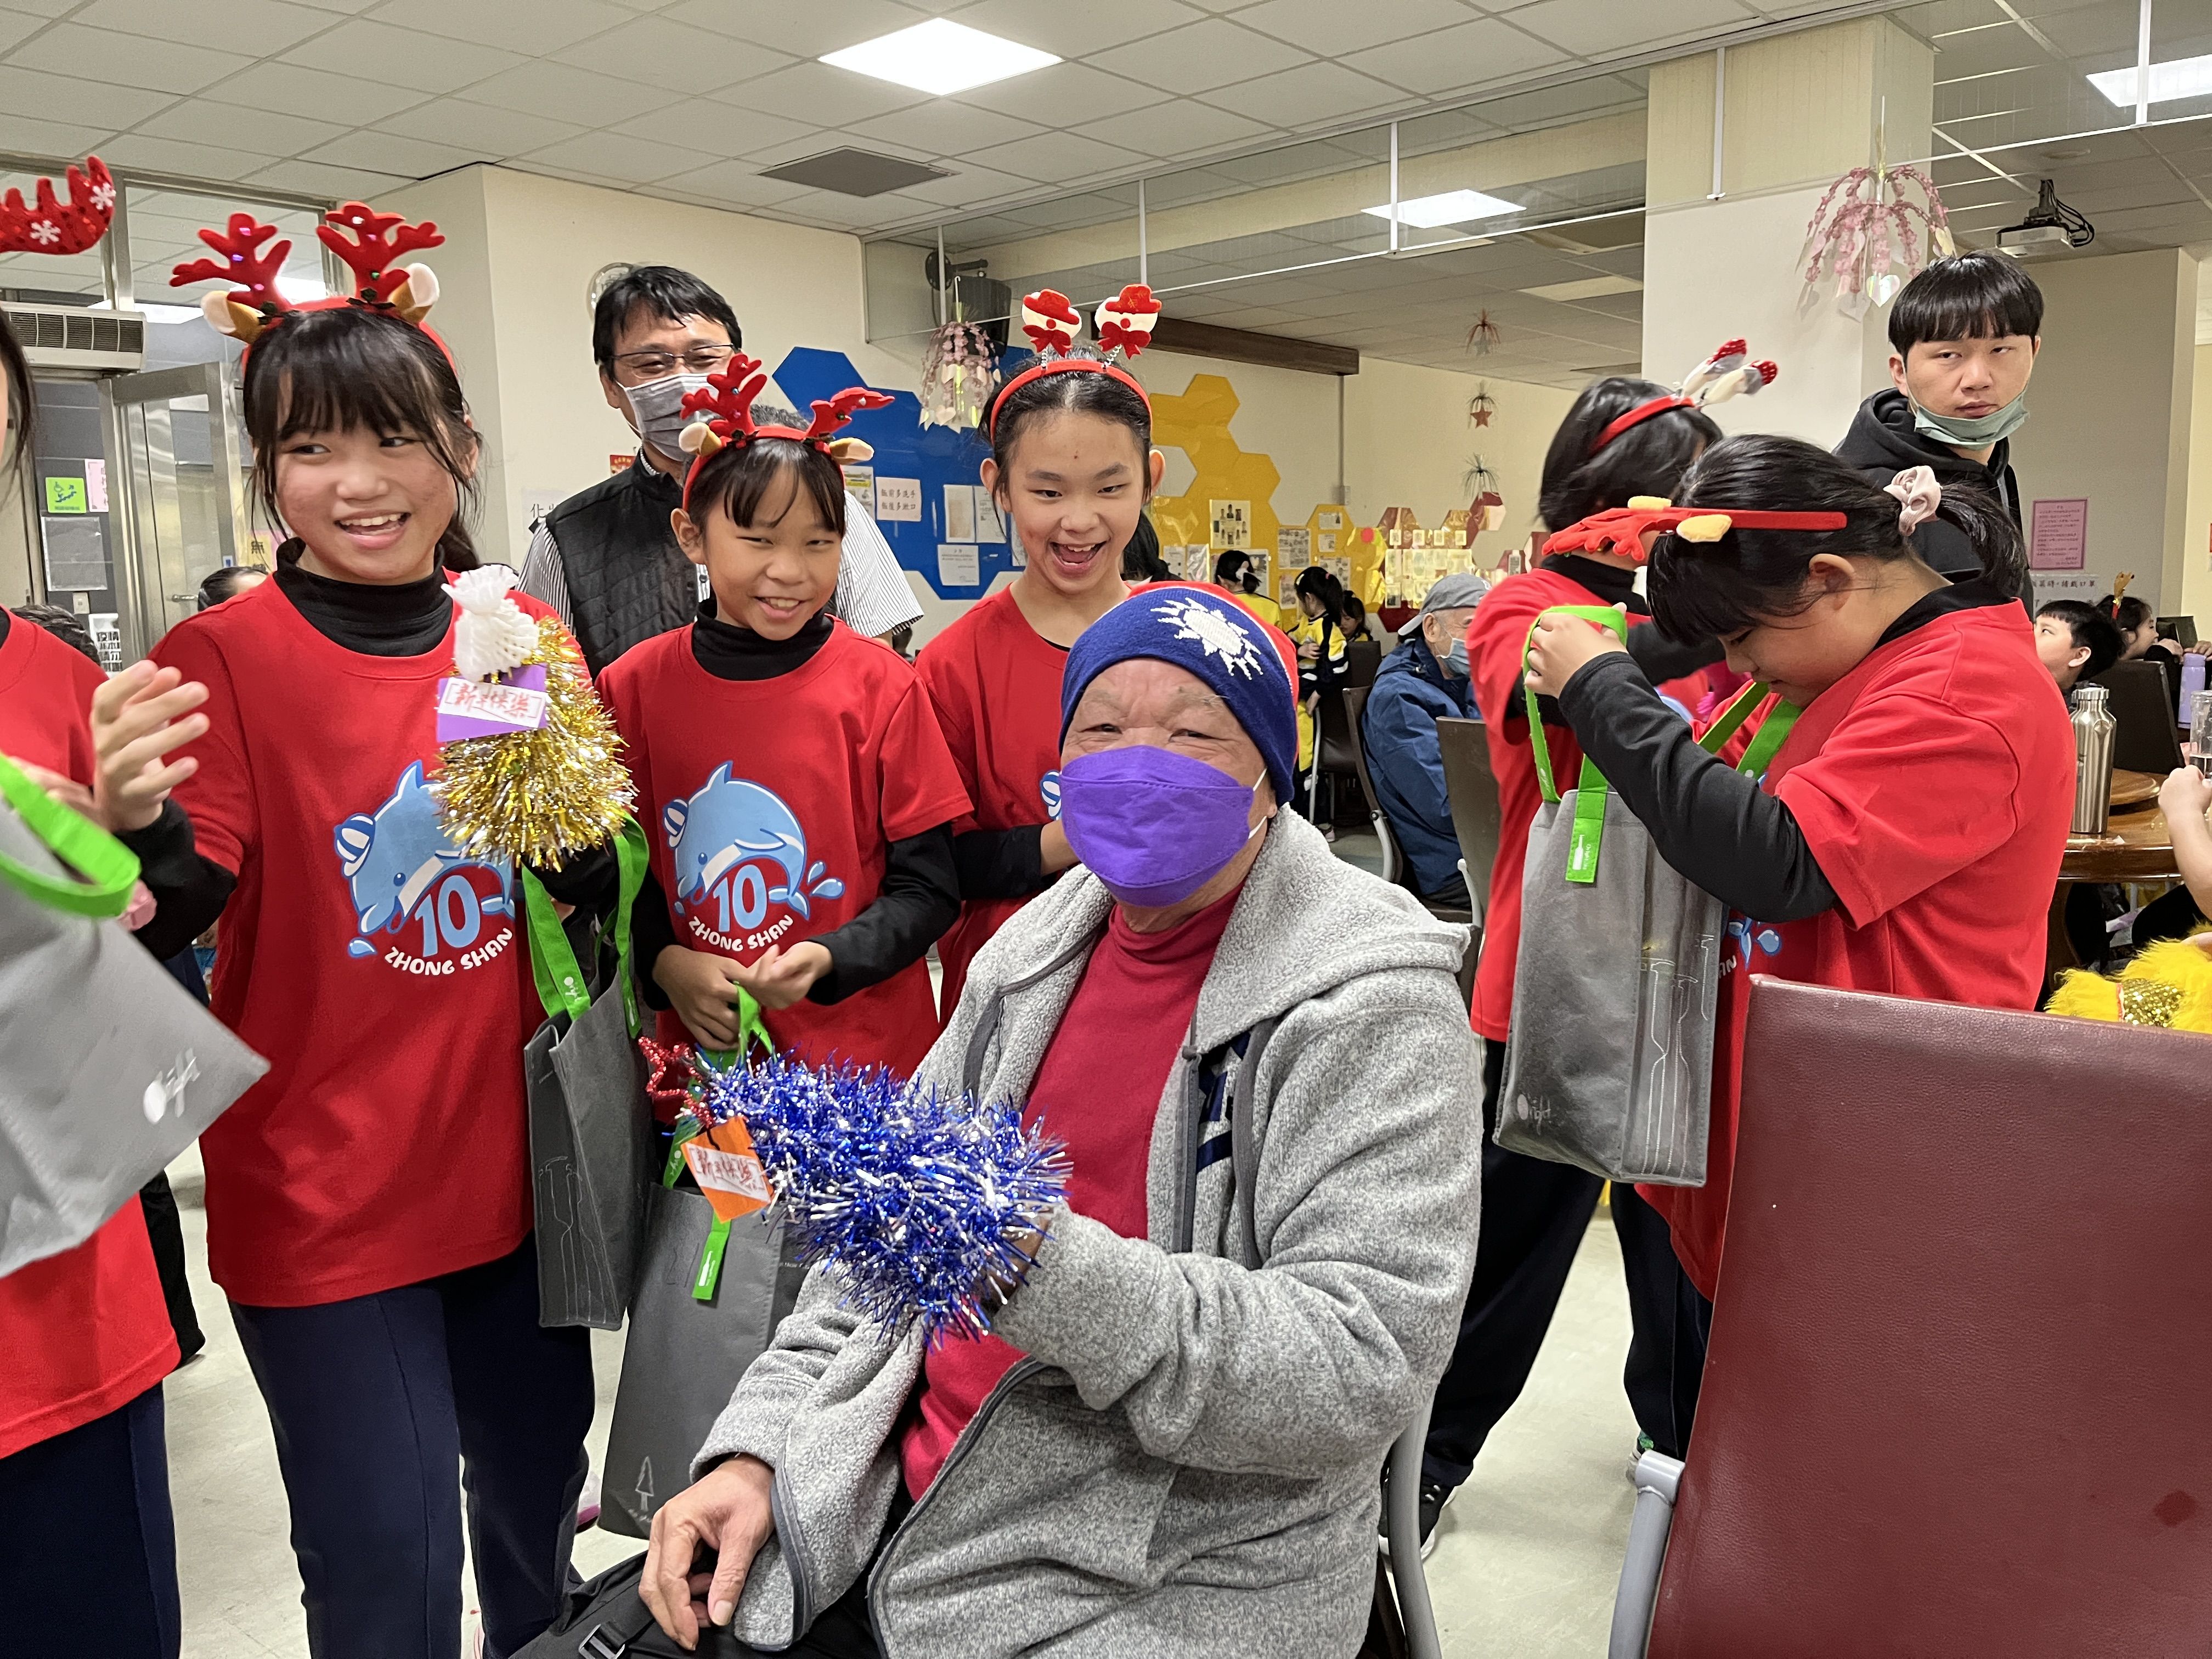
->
[437, 664, 549, 742]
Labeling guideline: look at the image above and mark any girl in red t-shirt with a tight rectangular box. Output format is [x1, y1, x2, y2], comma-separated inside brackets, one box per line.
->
[915, 334, 1166, 1020]
[1526, 436, 2070, 1324]
[145, 274, 596, 1657]
[602, 358, 968, 1076]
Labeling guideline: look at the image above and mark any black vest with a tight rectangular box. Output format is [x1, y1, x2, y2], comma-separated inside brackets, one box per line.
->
[546, 458, 696, 677]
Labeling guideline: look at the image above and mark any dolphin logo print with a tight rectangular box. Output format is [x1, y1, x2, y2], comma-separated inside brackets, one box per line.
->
[333, 761, 511, 958]
[662, 764, 843, 924]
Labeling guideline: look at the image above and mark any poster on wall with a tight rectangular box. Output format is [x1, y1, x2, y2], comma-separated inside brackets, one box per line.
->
[1318, 509, 1345, 532]
[2030, 498, 2088, 570]
[936, 544, 980, 587]
[1278, 526, 1311, 568]
[842, 466, 876, 514]
[943, 484, 975, 543]
[974, 490, 1005, 541]
[1278, 572, 1300, 607]
[2037, 571, 2102, 603]
[1210, 500, 1251, 551]
[1248, 551, 1271, 594]
[1323, 556, 1351, 586]
[1318, 531, 1337, 555]
[1183, 546, 1212, 582]
[876, 477, 922, 522]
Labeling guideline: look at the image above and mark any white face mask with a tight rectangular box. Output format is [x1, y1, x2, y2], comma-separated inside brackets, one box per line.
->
[623, 371, 715, 461]
[1910, 393, 2029, 449]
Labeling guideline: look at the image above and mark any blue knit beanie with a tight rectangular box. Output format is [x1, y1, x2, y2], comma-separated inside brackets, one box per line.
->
[1060, 587, 1300, 804]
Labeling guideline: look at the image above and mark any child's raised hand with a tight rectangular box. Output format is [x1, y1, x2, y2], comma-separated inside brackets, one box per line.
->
[732, 942, 831, 1011]
[1525, 612, 1627, 698]
[654, 946, 750, 1048]
[2160, 765, 2212, 830]
[92, 662, 209, 832]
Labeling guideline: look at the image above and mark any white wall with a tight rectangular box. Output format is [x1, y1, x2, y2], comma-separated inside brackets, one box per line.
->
[2008, 247, 2194, 615]
[2177, 338, 2212, 625]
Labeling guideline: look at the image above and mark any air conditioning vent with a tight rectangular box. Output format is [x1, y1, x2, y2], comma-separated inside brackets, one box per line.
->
[1, 301, 147, 372]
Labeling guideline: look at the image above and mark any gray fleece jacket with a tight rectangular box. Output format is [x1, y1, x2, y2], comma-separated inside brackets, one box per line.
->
[693, 810, 1482, 1657]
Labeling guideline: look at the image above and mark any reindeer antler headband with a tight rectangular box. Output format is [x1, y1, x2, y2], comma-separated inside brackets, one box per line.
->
[987, 283, 1162, 437]
[1589, 338, 1780, 455]
[171, 200, 444, 349]
[675, 352, 894, 510]
[0, 156, 115, 257]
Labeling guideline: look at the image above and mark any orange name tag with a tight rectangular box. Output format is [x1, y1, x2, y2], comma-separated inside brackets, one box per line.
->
[682, 1118, 774, 1221]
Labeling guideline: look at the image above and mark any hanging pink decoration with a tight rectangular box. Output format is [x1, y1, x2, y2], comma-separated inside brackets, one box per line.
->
[919, 319, 1001, 432]
[1799, 144, 1955, 319]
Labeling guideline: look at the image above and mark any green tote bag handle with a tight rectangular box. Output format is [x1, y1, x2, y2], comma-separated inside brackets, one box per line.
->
[0, 752, 142, 918]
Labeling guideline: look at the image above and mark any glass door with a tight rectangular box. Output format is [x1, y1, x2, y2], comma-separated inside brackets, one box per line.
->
[101, 360, 251, 661]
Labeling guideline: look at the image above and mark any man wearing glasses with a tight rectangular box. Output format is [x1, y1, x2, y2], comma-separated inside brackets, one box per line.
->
[520, 265, 922, 676]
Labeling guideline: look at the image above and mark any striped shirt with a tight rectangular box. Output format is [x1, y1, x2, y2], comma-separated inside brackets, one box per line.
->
[518, 450, 923, 642]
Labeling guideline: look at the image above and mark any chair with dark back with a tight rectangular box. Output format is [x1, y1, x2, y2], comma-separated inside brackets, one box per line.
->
[1609, 978, 2212, 1658]
[1434, 716, 1500, 927]
[1342, 685, 1474, 1010]
[2088, 659, 2184, 774]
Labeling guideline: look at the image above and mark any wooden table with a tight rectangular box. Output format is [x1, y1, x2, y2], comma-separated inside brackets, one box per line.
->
[2048, 771, 2183, 986]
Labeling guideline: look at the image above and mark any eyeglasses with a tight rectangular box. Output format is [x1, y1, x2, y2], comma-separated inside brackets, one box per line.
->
[608, 345, 737, 380]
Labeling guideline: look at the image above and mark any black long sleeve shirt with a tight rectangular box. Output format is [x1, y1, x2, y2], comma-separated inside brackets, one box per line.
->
[630, 606, 962, 1010]
[1554, 578, 2014, 922]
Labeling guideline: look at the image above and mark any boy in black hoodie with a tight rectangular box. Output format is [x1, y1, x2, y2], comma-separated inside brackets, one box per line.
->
[1835, 251, 2042, 605]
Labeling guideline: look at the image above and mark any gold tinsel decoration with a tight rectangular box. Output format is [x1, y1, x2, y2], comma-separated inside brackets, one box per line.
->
[432, 614, 633, 870]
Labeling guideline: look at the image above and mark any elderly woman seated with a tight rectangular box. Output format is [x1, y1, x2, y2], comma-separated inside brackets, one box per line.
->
[642, 588, 1481, 1659]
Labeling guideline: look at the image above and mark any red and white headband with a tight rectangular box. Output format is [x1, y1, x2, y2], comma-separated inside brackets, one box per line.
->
[0, 155, 115, 256]
[1589, 338, 1780, 454]
[988, 283, 1161, 436]
[675, 352, 892, 510]
[171, 201, 443, 349]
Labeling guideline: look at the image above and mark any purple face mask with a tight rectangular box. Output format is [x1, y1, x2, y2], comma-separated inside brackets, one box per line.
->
[1057, 744, 1263, 909]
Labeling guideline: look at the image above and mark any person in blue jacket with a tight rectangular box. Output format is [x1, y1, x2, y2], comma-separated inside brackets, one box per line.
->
[1361, 572, 1488, 907]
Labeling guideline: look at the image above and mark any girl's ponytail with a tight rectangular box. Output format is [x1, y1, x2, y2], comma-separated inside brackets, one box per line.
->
[1925, 482, 2022, 600]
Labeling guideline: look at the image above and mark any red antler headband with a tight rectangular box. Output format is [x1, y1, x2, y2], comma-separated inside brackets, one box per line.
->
[675, 352, 893, 510]
[1588, 338, 1780, 454]
[171, 200, 444, 349]
[1543, 495, 1847, 563]
[0, 156, 115, 256]
[987, 284, 1161, 437]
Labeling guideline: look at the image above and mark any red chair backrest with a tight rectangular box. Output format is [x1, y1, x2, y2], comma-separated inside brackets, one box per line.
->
[1649, 977, 2212, 1658]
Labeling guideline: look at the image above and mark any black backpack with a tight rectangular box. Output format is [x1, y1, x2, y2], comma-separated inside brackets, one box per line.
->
[516, 1551, 751, 1658]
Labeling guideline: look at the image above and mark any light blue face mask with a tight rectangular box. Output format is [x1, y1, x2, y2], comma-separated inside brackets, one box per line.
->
[1910, 393, 2029, 449]
[1446, 639, 1470, 676]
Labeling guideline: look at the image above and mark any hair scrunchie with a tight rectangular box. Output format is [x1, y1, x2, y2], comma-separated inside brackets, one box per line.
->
[1884, 466, 1941, 537]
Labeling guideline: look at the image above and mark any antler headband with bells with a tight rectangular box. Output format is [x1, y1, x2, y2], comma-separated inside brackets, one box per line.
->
[987, 283, 1163, 436]
[675, 353, 893, 510]
[170, 201, 444, 351]
[0, 155, 115, 256]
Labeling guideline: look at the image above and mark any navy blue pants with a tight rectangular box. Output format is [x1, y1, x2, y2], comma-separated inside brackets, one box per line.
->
[1423, 1037, 1711, 1489]
[0, 1383, 179, 1657]
[231, 1235, 594, 1659]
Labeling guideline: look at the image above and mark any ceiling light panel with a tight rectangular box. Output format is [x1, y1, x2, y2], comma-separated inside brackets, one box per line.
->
[1361, 188, 1520, 228]
[821, 19, 1059, 98]
[2088, 54, 2212, 109]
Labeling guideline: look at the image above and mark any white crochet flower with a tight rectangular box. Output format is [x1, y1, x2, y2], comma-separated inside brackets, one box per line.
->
[448, 566, 538, 682]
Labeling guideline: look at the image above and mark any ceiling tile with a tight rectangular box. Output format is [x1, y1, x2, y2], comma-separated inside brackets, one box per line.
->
[1231, 0, 1474, 57]
[552, 14, 793, 94]
[1206, 59, 1411, 126]
[282, 19, 524, 94]
[1072, 98, 1273, 157]
[1505, 0, 1756, 55]
[72, 0, 338, 55]
[950, 60, 1171, 127]
[945, 0, 1205, 59]
[0, 63, 173, 127]
[98, 133, 281, 181]
[246, 157, 415, 198]
[520, 131, 720, 184]
[651, 159, 816, 208]
[379, 97, 588, 155]
[0, 112, 122, 159]
[662, 0, 926, 57]
[964, 128, 1150, 184]
[9, 22, 252, 95]
[847, 98, 1043, 157]
[0, 8, 46, 52]
[464, 58, 669, 124]
[306, 128, 490, 176]
[736, 60, 932, 126]
[0, 0, 84, 14]
[202, 59, 431, 124]
[1090, 18, 1312, 96]
[1342, 17, 1568, 95]
[365, 0, 636, 54]
[889, 161, 1038, 207]
[134, 98, 349, 155]
[608, 99, 810, 154]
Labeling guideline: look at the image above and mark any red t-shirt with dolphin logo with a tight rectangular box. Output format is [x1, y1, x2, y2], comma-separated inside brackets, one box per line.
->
[153, 579, 552, 1307]
[599, 619, 970, 1077]
[0, 614, 178, 1457]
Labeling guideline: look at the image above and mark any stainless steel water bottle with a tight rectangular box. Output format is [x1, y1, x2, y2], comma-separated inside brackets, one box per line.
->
[2070, 683, 2117, 834]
